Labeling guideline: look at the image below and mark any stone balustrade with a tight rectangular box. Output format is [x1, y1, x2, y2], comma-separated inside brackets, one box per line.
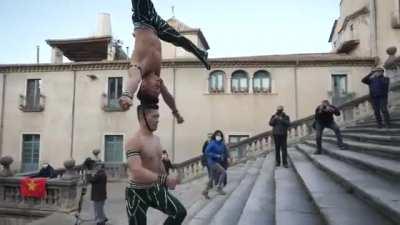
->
[171, 80, 400, 183]
[0, 159, 84, 222]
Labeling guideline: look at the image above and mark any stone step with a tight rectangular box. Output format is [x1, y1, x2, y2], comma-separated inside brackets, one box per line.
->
[237, 155, 275, 225]
[296, 144, 400, 225]
[275, 154, 323, 225]
[187, 159, 262, 225]
[349, 121, 400, 129]
[361, 115, 400, 124]
[325, 132, 400, 146]
[341, 127, 400, 136]
[209, 158, 264, 225]
[322, 136, 400, 159]
[303, 140, 400, 180]
[288, 149, 394, 225]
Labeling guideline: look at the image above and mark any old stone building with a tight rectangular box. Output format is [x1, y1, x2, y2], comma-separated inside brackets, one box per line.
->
[5, 1, 399, 172]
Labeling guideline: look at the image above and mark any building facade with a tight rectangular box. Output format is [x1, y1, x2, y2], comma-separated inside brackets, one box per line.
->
[0, 10, 383, 172]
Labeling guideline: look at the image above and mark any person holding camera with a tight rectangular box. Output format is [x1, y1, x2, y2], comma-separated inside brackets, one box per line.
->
[269, 105, 290, 167]
[87, 161, 108, 225]
[314, 100, 346, 154]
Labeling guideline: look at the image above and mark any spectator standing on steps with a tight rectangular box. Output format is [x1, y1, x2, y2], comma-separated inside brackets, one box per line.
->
[269, 105, 290, 168]
[362, 67, 391, 128]
[314, 100, 346, 154]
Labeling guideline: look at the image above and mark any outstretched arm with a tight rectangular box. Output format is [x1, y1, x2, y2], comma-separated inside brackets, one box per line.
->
[361, 71, 374, 85]
[119, 60, 142, 110]
[160, 80, 184, 123]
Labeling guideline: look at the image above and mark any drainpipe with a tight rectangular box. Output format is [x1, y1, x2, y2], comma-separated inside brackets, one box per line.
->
[0, 74, 7, 157]
[70, 70, 77, 159]
[294, 58, 299, 120]
[369, 0, 378, 59]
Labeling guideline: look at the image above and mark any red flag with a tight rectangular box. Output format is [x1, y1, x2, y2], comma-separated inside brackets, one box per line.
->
[20, 177, 47, 198]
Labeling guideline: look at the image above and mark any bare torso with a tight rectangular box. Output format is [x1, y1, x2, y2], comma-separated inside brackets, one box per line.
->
[126, 131, 165, 183]
[132, 28, 162, 76]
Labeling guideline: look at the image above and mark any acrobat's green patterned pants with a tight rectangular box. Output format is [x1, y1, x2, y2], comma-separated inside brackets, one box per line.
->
[126, 184, 187, 225]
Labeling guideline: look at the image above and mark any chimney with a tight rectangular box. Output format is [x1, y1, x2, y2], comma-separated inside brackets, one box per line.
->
[51, 47, 63, 64]
[36, 45, 40, 64]
[96, 13, 112, 37]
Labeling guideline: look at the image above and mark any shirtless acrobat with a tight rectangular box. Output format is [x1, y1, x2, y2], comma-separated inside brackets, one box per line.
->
[119, 0, 211, 123]
[125, 104, 186, 225]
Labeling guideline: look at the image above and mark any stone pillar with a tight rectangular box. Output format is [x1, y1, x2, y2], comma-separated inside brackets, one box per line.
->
[0, 156, 14, 177]
[62, 159, 79, 180]
[383, 47, 400, 111]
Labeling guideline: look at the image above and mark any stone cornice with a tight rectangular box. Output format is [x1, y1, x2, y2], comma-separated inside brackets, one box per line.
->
[0, 57, 376, 73]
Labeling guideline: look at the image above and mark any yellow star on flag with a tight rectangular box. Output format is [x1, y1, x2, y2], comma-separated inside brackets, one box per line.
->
[27, 180, 37, 191]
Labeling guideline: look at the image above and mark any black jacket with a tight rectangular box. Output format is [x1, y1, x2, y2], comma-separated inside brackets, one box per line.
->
[35, 165, 57, 178]
[361, 72, 390, 98]
[88, 169, 107, 201]
[315, 105, 340, 124]
[269, 113, 290, 136]
[201, 140, 209, 166]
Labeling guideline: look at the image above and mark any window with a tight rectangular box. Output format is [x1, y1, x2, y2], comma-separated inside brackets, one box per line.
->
[331, 74, 348, 95]
[108, 77, 123, 108]
[105, 135, 123, 162]
[26, 79, 41, 109]
[228, 135, 250, 144]
[253, 70, 271, 93]
[21, 134, 40, 172]
[231, 70, 249, 93]
[209, 71, 225, 93]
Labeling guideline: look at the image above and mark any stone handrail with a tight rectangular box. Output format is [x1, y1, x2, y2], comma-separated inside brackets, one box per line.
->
[171, 80, 400, 183]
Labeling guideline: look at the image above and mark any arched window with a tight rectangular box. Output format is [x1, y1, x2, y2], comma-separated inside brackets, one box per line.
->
[253, 70, 271, 93]
[231, 70, 249, 93]
[209, 70, 225, 93]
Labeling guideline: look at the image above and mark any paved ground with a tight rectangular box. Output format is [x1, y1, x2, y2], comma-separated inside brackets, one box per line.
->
[78, 177, 207, 225]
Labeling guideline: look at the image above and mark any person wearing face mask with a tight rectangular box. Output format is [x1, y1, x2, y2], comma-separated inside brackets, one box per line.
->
[202, 130, 228, 199]
[269, 106, 290, 168]
[362, 67, 391, 128]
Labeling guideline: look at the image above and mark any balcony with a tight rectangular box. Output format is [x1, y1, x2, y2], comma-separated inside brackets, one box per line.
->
[101, 93, 124, 112]
[19, 94, 46, 112]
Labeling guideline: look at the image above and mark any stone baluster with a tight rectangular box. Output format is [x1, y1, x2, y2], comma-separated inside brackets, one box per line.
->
[353, 104, 360, 121]
[267, 136, 272, 149]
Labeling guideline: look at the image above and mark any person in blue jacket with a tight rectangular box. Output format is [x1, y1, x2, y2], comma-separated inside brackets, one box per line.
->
[202, 130, 228, 199]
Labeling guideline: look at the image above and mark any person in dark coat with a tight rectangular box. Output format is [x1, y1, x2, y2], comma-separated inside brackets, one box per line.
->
[201, 134, 213, 186]
[35, 161, 57, 178]
[314, 100, 346, 154]
[161, 150, 173, 175]
[362, 67, 391, 128]
[269, 105, 290, 167]
[88, 162, 108, 225]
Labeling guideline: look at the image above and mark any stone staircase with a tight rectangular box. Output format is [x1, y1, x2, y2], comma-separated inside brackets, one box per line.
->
[287, 111, 400, 225]
[173, 117, 400, 225]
